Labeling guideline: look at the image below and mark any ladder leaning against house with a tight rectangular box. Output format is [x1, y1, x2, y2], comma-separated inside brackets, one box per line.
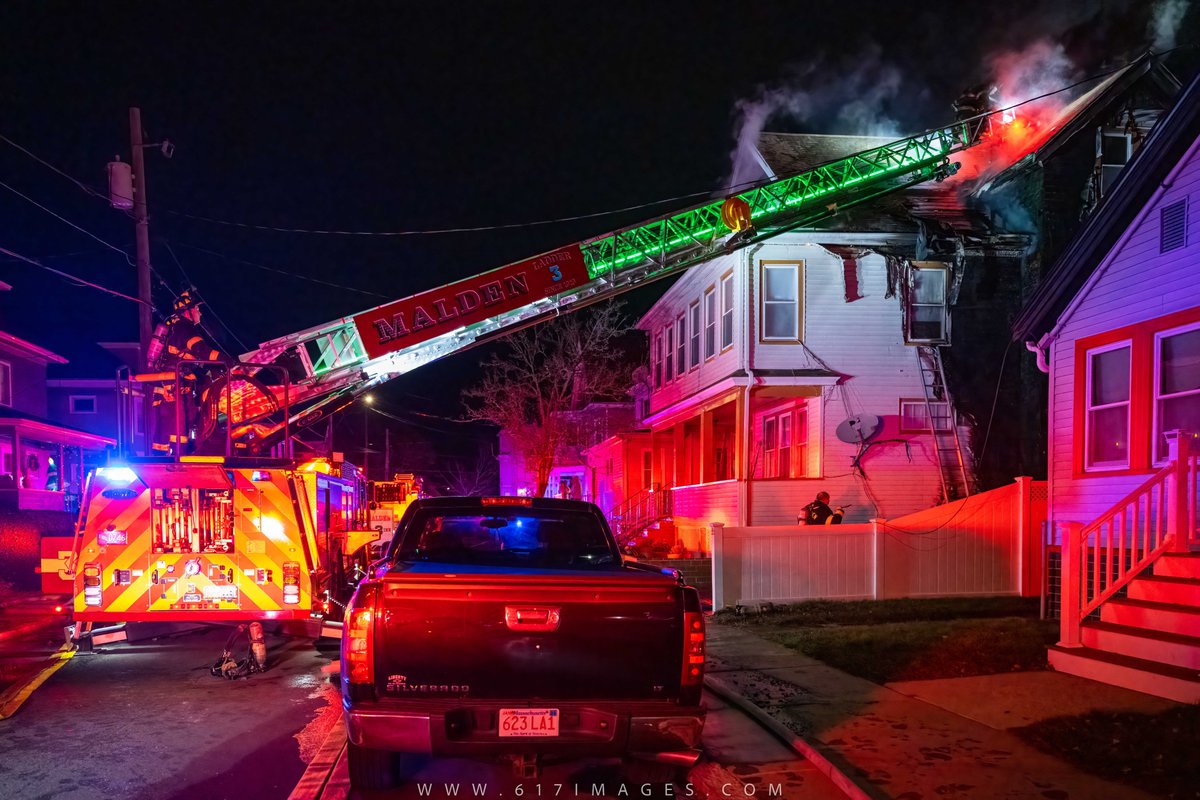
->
[915, 345, 973, 501]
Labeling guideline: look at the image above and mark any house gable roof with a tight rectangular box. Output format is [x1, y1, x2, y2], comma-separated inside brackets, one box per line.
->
[1011, 69, 1200, 342]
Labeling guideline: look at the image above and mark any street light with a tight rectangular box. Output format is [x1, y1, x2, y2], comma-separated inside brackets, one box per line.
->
[363, 394, 374, 479]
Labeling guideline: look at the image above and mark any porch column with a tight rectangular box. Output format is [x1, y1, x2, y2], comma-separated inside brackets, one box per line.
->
[1058, 521, 1083, 648]
[734, 390, 746, 480]
[699, 410, 713, 484]
[673, 423, 686, 487]
[1165, 429, 1193, 554]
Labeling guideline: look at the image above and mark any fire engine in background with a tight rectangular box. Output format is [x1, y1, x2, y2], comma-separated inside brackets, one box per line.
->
[69, 454, 373, 628]
[58, 106, 1004, 638]
[367, 472, 422, 551]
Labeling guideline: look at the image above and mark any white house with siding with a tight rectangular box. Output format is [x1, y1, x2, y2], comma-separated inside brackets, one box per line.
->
[1014, 71, 1200, 702]
[623, 231, 967, 554]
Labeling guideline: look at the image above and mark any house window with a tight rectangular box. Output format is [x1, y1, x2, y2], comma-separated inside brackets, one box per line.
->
[688, 301, 701, 369]
[642, 450, 653, 489]
[1099, 130, 1132, 196]
[70, 395, 97, 414]
[1161, 199, 1187, 253]
[899, 399, 953, 433]
[0, 361, 10, 407]
[1154, 324, 1200, 462]
[653, 333, 663, 389]
[720, 272, 734, 350]
[793, 406, 809, 477]
[761, 408, 808, 478]
[906, 265, 948, 343]
[665, 326, 674, 382]
[1085, 343, 1132, 470]
[763, 416, 778, 478]
[675, 316, 686, 374]
[703, 287, 717, 360]
[761, 262, 800, 341]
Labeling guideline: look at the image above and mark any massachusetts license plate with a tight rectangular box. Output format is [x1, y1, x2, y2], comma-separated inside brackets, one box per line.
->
[498, 708, 559, 738]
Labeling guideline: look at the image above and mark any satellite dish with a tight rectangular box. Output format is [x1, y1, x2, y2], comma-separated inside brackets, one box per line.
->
[836, 414, 881, 444]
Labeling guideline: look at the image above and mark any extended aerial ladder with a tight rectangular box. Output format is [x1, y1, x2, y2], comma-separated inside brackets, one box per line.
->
[196, 113, 998, 453]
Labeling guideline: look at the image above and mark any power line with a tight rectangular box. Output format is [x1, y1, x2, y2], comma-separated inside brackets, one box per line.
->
[0, 133, 111, 202]
[163, 241, 250, 351]
[0, 244, 148, 305]
[170, 241, 390, 298]
[0, 180, 135, 265]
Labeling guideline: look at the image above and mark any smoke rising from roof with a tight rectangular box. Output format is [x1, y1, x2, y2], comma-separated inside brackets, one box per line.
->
[1150, 0, 1190, 51]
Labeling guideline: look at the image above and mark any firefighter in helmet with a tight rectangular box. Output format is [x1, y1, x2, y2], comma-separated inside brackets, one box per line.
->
[149, 290, 233, 454]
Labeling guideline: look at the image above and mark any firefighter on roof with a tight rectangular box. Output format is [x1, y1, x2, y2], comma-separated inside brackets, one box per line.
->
[149, 290, 233, 454]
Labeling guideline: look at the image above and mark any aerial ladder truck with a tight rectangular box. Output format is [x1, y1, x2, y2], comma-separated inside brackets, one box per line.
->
[65, 111, 999, 632]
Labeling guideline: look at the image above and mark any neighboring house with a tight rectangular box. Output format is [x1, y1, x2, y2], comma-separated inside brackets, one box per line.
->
[592, 54, 1183, 555]
[1012, 71, 1200, 702]
[0, 308, 116, 511]
[497, 401, 636, 500]
[45, 340, 140, 443]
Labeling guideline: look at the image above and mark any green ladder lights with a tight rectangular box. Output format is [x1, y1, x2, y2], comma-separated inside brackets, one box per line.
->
[578, 120, 976, 281]
[247, 116, 988, 447]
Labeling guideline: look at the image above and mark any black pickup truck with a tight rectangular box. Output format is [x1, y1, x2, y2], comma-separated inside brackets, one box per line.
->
[340, 496, 706, 789]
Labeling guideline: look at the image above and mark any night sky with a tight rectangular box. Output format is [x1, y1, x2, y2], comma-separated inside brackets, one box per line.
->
[1, 2, 1195, 467]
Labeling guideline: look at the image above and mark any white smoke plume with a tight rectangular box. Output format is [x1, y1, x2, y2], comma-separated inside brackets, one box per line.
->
[727, 47, 907, 190]
[1149, 0, 1189, 51]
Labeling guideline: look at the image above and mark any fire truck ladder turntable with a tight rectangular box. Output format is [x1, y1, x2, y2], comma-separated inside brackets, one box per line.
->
[231, 115, 996, 448]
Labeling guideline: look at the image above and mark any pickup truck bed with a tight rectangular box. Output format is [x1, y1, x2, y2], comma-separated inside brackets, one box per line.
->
[340, 497, 705, 788]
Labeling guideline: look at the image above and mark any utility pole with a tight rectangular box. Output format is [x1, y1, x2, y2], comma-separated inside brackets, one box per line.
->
[129, 108, 153, 370]
[384, 427, 390, 479]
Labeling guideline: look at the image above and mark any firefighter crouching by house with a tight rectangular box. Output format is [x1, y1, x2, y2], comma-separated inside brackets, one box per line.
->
[799, 491, 845, 526]
[147, 290, 234, 454]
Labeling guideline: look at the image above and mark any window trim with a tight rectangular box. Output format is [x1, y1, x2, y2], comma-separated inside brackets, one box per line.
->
[1084, 340, 1133, 472]
[69, 395, 98, 415]
[652, 331, 663, 389]
[688, 300, 701, 371]
[664, 324, 674, 383]
[898, 398, 953, 434]
[703, 285, 717, 361]
[1151, 320, 1200, 465]
[720, 271, 735, 352]
[905, 262, 949, 345]
[0, 360, 11, 407]
[759, 260, 803, 343]
[675, 315, 687, 376]
[760, 405, 809, 479]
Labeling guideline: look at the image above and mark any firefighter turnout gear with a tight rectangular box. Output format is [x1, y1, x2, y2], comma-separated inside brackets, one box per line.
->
[151, 313, 232, 454]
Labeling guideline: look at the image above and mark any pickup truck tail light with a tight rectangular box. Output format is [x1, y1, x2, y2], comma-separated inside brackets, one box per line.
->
[346, 606, 375, 684]
[681, 611, 705, 685]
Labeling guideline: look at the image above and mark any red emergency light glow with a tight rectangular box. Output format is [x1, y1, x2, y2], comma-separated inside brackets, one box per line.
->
[482, 497, 533, 507]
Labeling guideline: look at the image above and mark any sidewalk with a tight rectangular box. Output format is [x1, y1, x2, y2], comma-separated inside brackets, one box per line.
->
[704, 623, 1173, 800]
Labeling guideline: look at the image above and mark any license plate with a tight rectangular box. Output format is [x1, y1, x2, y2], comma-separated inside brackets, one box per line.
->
[498, 708, 559, 738]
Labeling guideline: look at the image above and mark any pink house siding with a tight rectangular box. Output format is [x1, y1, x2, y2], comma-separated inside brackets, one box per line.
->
[1046, 134, 1200, 530]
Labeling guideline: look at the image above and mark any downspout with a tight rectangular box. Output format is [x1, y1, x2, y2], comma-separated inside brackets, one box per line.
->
[741, 243, 767, 527]
[1024, 332, 1052, 374]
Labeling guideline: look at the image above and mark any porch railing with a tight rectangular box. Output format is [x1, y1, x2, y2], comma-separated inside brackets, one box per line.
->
[608, 483, 673, 547]
[1060, 429, 1196, 647]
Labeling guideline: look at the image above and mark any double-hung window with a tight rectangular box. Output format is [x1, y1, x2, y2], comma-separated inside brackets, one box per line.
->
[703, 287, 717, 360]
[0, 361, 10, 407]
[1154, 324, 1200, 463]
[906, 264, 948, 344]
[1085, 342, 1132, 470]
[653, 333, 663, 389]
[761, 262, 800, 341]
[763, 416, 778, 478]
[675, 316, 687, 375]
[720, 272, 734, 350]
[688, 301, 701, 369]
[664, 326, 674, 382]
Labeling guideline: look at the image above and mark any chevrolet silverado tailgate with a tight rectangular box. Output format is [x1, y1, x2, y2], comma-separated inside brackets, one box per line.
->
[374, 567, 683, 700]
